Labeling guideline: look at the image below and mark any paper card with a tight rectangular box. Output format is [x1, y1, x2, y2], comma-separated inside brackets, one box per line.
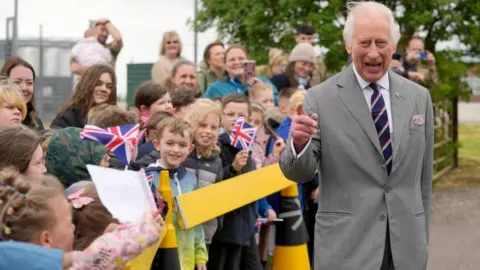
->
[86, 165, 157, 223]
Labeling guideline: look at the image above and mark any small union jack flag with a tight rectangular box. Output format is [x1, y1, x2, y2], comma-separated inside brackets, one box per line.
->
[80, 124, 140, 166]
[230, 116, 257, 151]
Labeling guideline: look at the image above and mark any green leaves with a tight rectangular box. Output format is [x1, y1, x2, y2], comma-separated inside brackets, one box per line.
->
[194, 0, 478, 94]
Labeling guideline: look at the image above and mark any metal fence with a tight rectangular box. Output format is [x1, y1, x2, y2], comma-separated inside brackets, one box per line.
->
[433, 98, 459, 181]
[1, 38, 77, 123]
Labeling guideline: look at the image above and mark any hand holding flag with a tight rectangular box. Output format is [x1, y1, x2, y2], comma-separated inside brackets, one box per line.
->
[80, 124, 140, 166]
[230, 116, 257, 151]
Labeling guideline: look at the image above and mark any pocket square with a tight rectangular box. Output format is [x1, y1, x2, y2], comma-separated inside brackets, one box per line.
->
[411, 115, 425, 127]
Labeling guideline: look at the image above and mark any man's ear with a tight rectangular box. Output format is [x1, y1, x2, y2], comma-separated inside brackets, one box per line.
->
[345, 40, 352, 55]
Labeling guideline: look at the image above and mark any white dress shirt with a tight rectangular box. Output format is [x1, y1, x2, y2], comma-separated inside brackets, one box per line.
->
[292, 65, 393, 158]
[352, 64, 393, 133]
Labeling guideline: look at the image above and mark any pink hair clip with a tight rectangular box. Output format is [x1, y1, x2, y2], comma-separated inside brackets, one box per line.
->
[67, 188, 94, 209]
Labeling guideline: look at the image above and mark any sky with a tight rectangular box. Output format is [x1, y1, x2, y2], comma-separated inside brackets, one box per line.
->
[0, 0, 218, 98]
[0, 0, 470, 98]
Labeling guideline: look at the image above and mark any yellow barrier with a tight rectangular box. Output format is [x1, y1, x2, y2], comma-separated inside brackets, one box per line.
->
[176, 163, 295, 229]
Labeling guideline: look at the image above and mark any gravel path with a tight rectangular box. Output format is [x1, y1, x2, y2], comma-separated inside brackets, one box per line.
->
[427, 188, 480, 270]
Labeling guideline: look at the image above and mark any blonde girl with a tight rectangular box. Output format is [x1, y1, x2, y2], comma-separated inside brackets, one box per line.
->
[183, 98, 224, 247]
[248, 80, 275, 110]
[249, 102, 285, 169]
[0, 81, 27, 127]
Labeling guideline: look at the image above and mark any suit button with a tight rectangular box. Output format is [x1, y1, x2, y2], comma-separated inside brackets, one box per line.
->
[379, 214, 386, 221]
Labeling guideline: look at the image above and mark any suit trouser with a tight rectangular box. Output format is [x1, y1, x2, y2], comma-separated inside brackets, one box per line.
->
[207, 235, 262, 270]
[380, 221, 395, 270]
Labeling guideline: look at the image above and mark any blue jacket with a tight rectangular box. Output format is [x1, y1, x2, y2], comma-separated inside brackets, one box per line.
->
[0, 242, 63, 270]
[203, 76, 279, 105]
[137, 140, 155, 161]
[145, 163, 197, 197]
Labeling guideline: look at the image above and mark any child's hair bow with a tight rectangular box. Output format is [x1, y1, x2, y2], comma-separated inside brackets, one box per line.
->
[67, 188, 94, 209]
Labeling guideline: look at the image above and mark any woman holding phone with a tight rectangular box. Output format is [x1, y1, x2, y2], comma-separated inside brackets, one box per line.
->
[203, 44, 279, 105]
[270, 43, 316, 92]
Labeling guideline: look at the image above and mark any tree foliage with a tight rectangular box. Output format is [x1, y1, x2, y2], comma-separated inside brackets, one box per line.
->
[194, 0, 479, 98]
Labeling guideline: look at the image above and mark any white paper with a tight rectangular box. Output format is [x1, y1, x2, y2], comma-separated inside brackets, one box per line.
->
[86, 165, 157, 223]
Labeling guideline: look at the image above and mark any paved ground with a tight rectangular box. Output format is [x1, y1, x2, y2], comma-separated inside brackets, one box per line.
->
[459, 102, 480, 123]
[427, 188, 480, 270]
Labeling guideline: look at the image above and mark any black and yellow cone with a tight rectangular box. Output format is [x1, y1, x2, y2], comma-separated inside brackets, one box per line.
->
[272, 184, 310, 270]
[151, 170, 181, 270]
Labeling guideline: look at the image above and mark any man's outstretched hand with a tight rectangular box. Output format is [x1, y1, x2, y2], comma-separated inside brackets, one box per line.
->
[290, 102, 318, 153]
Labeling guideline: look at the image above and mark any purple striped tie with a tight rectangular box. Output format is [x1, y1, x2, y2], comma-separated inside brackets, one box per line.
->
[370, 83, 393, 175]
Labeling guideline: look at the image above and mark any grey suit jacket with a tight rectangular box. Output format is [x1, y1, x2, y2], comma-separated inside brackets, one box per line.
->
[279, 65, 434, 270]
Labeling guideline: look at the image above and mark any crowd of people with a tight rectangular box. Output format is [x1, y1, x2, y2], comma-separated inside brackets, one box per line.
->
[0, 2, 438, 269]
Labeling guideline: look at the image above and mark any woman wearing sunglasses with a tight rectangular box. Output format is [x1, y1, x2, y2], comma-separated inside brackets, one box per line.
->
[151, 30, 185, 85]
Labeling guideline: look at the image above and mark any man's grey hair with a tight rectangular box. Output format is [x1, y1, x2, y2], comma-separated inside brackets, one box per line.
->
[343, 1, 401, 46]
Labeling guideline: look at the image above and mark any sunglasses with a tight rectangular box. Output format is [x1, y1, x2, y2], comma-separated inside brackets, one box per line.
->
[167, 40, 179, 45]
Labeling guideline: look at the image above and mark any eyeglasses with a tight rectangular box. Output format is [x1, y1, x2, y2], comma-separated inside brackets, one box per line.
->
[167, 40, 179, 45]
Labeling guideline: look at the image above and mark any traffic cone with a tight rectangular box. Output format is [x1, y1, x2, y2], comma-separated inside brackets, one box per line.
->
[272, 184, 310, 270]
[151, 170, 181, 270]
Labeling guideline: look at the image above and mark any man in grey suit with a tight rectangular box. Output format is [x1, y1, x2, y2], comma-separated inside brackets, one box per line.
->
[279, 2, 434, 270]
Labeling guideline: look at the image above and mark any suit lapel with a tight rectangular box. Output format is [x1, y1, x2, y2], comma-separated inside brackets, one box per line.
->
[389, 71, 408, 166]
[336, 65, 383, 156]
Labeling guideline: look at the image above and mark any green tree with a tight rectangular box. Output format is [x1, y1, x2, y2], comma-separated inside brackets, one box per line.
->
[194, 0, 479, 91]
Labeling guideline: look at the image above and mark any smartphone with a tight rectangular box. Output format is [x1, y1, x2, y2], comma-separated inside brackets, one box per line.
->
[416, 51, 428, 59]
[244, 60, 256, 81]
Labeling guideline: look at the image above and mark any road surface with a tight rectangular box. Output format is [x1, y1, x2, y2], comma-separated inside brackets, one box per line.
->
[427, 188, 480, 270]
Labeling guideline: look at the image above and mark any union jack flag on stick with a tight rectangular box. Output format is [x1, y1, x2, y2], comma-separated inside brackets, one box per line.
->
[80, 124, 140, 166]
[230, 116, 257, 151]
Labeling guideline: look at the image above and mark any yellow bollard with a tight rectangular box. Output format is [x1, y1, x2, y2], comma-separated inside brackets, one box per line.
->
[272, 184, 311, 270]
[150, 170, 181, 270]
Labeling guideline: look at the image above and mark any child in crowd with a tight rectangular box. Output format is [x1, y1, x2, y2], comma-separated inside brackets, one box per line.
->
[0, 126, 46, 180]
[0, 168, 164, 269]
[249, 102, 285, 170]
[45, 127, 109, 188]
[134, 81, 173, 143]
[277, 87, 296, 115]
[136, 111, 173, 167]
[87, 104, 141, 170]
[248, 81, 275, 110]
[146, 117, 208, 270]
[0, 83, 27, 127]
[69, 182, 119, 250]
[208, 93, 264, 270]
[183, 98, 224, 247]
[171, 86, 198, 118]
